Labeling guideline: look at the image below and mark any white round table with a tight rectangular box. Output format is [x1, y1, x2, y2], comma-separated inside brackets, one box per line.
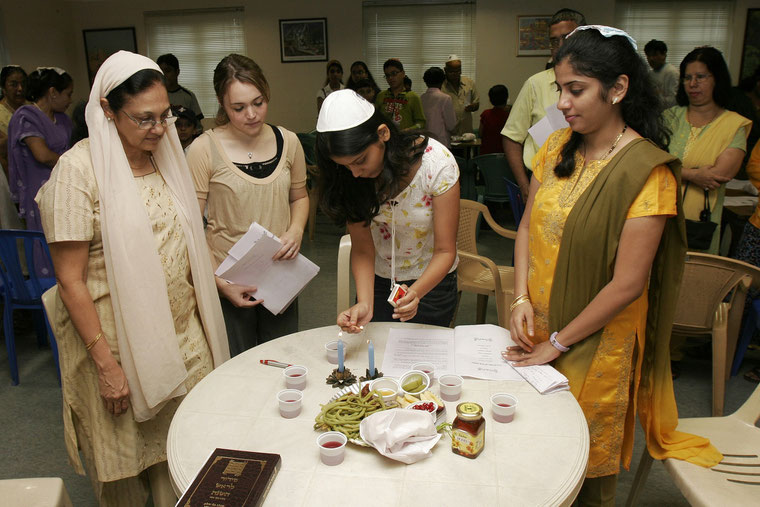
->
[167, 323, 589, 506]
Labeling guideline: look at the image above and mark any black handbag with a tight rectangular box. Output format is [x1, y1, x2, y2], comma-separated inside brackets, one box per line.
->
[684, 183, 717, 250]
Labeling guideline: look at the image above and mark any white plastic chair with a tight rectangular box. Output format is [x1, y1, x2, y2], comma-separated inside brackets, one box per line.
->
[337, 234, 351, 315]
[0, 477, 73, 507]
[625, 382, 760, 506]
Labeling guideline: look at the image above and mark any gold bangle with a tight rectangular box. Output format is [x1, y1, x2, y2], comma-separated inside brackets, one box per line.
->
[85, 331, 103, 351]
[510, 294, 531, 312]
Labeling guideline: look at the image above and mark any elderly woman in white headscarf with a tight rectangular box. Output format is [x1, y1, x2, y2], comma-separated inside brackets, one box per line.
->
[35, 51, 229, 506]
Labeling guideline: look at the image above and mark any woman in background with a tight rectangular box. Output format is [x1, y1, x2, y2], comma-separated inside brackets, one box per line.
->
[188, 54, 308, 356]
[0, 65, 26, 230]
[346, 60, 381, 97]
[316, 59, 345, 113]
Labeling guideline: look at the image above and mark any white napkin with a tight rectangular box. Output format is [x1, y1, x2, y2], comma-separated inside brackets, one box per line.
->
[359, 408, 441, 464]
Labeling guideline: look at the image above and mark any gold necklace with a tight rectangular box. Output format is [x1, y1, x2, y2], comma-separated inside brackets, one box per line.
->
[564, 125, 628, 204]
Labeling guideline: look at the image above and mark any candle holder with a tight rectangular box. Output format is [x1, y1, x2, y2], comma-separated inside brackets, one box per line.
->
[359, 369, 383, 383]
[326, 367, 357, 388]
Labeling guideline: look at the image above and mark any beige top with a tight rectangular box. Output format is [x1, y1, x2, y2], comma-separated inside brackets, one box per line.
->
[187, 126, 307, 266]
[36, 139, 213, 481]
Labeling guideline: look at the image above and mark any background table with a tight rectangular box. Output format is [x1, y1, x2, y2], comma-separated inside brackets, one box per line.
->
[167, 323, 589, 506]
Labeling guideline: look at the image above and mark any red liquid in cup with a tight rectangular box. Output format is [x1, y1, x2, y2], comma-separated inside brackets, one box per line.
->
[497, 403, 512, 407]
[321, 441, 343, 449]
[284, 399, 298, 402]
[422, 370, 431, 374]
[442, 383, 455, 386]
[288, 373, 303, 377]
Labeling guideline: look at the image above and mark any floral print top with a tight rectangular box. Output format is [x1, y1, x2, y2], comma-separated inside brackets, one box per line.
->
[370, 137, 459, 281]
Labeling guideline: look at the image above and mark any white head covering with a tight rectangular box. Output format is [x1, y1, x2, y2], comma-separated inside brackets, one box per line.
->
[567, 25, 638, 50]
[316, 89, 375, 132]
[85, 50, 229, 422]
[446, 54, 461, 63]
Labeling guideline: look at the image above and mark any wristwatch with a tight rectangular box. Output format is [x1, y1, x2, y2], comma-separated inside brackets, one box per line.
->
[549, 332, 570, 353]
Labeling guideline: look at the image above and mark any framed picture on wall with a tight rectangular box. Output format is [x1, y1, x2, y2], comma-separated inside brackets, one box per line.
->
[83, 27, 137, 84]
[279, 18, 328, 63]
[517, 15, 552, 57]
[739, 8, 760, 82]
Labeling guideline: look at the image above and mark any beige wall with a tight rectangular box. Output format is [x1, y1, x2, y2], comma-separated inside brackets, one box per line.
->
[2, 0, 759, 132]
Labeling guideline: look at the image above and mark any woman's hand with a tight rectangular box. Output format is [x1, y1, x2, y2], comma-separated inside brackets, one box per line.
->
[509, 301, 535, 352]
[502, 340, 560, 366]
[337, 302, 373, 333]
[97, 360, 130, 416]
[272, 228, 304, 261]
[686, 165, 730, 191]
[217, 278, 262, 308]
[392, 285, 419, 322]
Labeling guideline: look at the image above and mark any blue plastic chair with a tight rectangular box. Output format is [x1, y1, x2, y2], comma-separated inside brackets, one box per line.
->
[731, 296, 760, 376]
[471, 154, 511, 205]
[504, 178, 525, 226]
[0, 229, 60, 385]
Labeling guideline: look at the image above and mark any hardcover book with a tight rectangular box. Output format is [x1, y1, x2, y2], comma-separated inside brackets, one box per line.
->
[177, 448, 281, 506]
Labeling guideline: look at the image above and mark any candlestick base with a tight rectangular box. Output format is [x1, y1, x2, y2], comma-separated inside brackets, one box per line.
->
[359, 369, 383, 382]
[326, 368, 357, 388]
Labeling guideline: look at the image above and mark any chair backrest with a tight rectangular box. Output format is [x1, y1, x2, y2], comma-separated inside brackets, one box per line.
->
[457, 199, 483, 258]
[504, 178, 525, 225]
[733, 382, 760, 425]
[337, 234, 352, 314]
[673, 253, 758, 332]
[296, 132, 317, 166]
[0, 230, 53, 304]
[472, 154, 510, 201]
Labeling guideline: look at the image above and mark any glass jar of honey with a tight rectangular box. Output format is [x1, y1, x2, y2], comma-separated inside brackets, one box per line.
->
[451, 402, 485, 458]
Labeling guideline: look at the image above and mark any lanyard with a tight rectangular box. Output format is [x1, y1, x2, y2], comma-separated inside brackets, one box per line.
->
[390, 200, 397, 291]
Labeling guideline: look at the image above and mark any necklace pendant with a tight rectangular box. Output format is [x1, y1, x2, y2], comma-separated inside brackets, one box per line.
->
[247, 152, 253, 160]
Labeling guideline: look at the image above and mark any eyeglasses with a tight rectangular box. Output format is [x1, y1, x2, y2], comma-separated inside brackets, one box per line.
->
[122, 110, 177, 130]
[549, 34, 568, 49]
[682, 73, 712, 84]
[384, 70, 401, 79]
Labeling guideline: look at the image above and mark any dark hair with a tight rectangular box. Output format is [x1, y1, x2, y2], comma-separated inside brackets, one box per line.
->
[26, 68, 73, 102]
[0, 65, 26, 100]
[550, 8, 586, 27]
[383, 59, 404, 72]
[675, 46, 732, 108]
[552, 29, 669, 178]
[105, 69, 165, 112]
[323, 59, 344, 87]
[157, 53, 179, 72]
[423, 67, 445, 88]
[346, 61, 381, 94]
[70, 100, 89, 145]
[213, 54, 270, 126]
[644, 39, 667, 55]
[403, 76, 412, 88]
[488, 84, 509, 106]
[316, 111, 428, 225]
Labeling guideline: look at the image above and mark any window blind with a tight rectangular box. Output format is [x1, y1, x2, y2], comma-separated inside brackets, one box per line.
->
[363, 1, 476, 95]
[145, 8, 245, 117]
[616, 1, 733, 71]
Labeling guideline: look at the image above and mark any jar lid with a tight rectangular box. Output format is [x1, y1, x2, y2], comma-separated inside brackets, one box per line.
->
[456, 402, 483, 420]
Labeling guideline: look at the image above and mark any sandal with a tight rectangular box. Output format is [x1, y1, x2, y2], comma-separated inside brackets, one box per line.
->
[744, 366, 760, 383]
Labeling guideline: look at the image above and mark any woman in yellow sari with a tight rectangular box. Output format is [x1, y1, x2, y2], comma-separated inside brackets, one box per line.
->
[503, 27, 721, 506]
[663, 46, 750, 255]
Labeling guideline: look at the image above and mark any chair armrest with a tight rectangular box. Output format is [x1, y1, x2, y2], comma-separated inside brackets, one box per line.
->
[457, 249, 503, 293]
[479, 205, 517, 240]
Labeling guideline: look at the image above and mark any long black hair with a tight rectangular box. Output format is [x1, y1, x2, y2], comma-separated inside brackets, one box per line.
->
[26, 67, 72, 102]
[675, 46, 732, 108]
[346, 60, 381, 95]
[553, 29, 668, 177]
[316, 110, 427, 225]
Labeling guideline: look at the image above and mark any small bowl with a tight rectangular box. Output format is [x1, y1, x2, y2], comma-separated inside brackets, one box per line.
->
[407, 400, 439, 420]
[399, 370, 430, 398]
[369, 377, 399, 406]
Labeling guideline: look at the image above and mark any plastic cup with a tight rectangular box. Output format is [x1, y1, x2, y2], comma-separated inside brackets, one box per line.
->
[438, 374, 463, 402]
[325, 341, 339, 364]
[491, 393, 518, 423]
[283, 365, 308, 390]
[411, 362, 436, 384]
[369, 377, 399, 406]
[277, 389, 303, 419]
[316, 431, 347, 465]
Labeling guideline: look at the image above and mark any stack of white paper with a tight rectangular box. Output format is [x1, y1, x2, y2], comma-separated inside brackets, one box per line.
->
[527, 103, 570, 149]
[215, 223, 320, 315]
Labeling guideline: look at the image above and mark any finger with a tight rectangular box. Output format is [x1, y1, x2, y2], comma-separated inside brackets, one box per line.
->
[348, 306, 361, 326]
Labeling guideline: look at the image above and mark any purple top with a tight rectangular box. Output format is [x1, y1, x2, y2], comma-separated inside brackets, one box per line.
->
[8, 105, 72, 222]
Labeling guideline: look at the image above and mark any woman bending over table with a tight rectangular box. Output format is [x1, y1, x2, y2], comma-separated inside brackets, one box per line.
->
[188, 54, 308, 356]
[36, 51, 229, 506]
[315, 89, 459, 333]
[503, 26, 722, 506]
[663, 46, 750, 254]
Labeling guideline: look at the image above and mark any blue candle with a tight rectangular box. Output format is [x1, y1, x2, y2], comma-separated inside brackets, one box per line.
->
[338, 339, 344, 372]
[368, 340, 375, 376]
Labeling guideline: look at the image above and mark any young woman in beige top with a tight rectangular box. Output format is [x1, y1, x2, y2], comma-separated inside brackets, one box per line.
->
[188, 54, 308, 356]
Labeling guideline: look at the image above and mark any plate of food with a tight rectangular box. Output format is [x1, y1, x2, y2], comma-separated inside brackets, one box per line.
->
[313, 381, 446, 446]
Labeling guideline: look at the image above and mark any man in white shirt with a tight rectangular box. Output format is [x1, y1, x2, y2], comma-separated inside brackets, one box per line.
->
[500, 8, 586, 200]
[442, 55, 480, 136]
[645, 39, 680, 111]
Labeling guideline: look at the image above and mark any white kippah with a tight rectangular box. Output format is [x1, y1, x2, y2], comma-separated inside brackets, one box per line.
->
[446, 54, 461, 63]
[567, 25, 638, 50]
[316, 89, 375, 133]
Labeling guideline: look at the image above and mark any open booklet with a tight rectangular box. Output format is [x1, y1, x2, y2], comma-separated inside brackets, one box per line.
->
[215, 223, 320, 315]
[381, 324, 569, 395]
